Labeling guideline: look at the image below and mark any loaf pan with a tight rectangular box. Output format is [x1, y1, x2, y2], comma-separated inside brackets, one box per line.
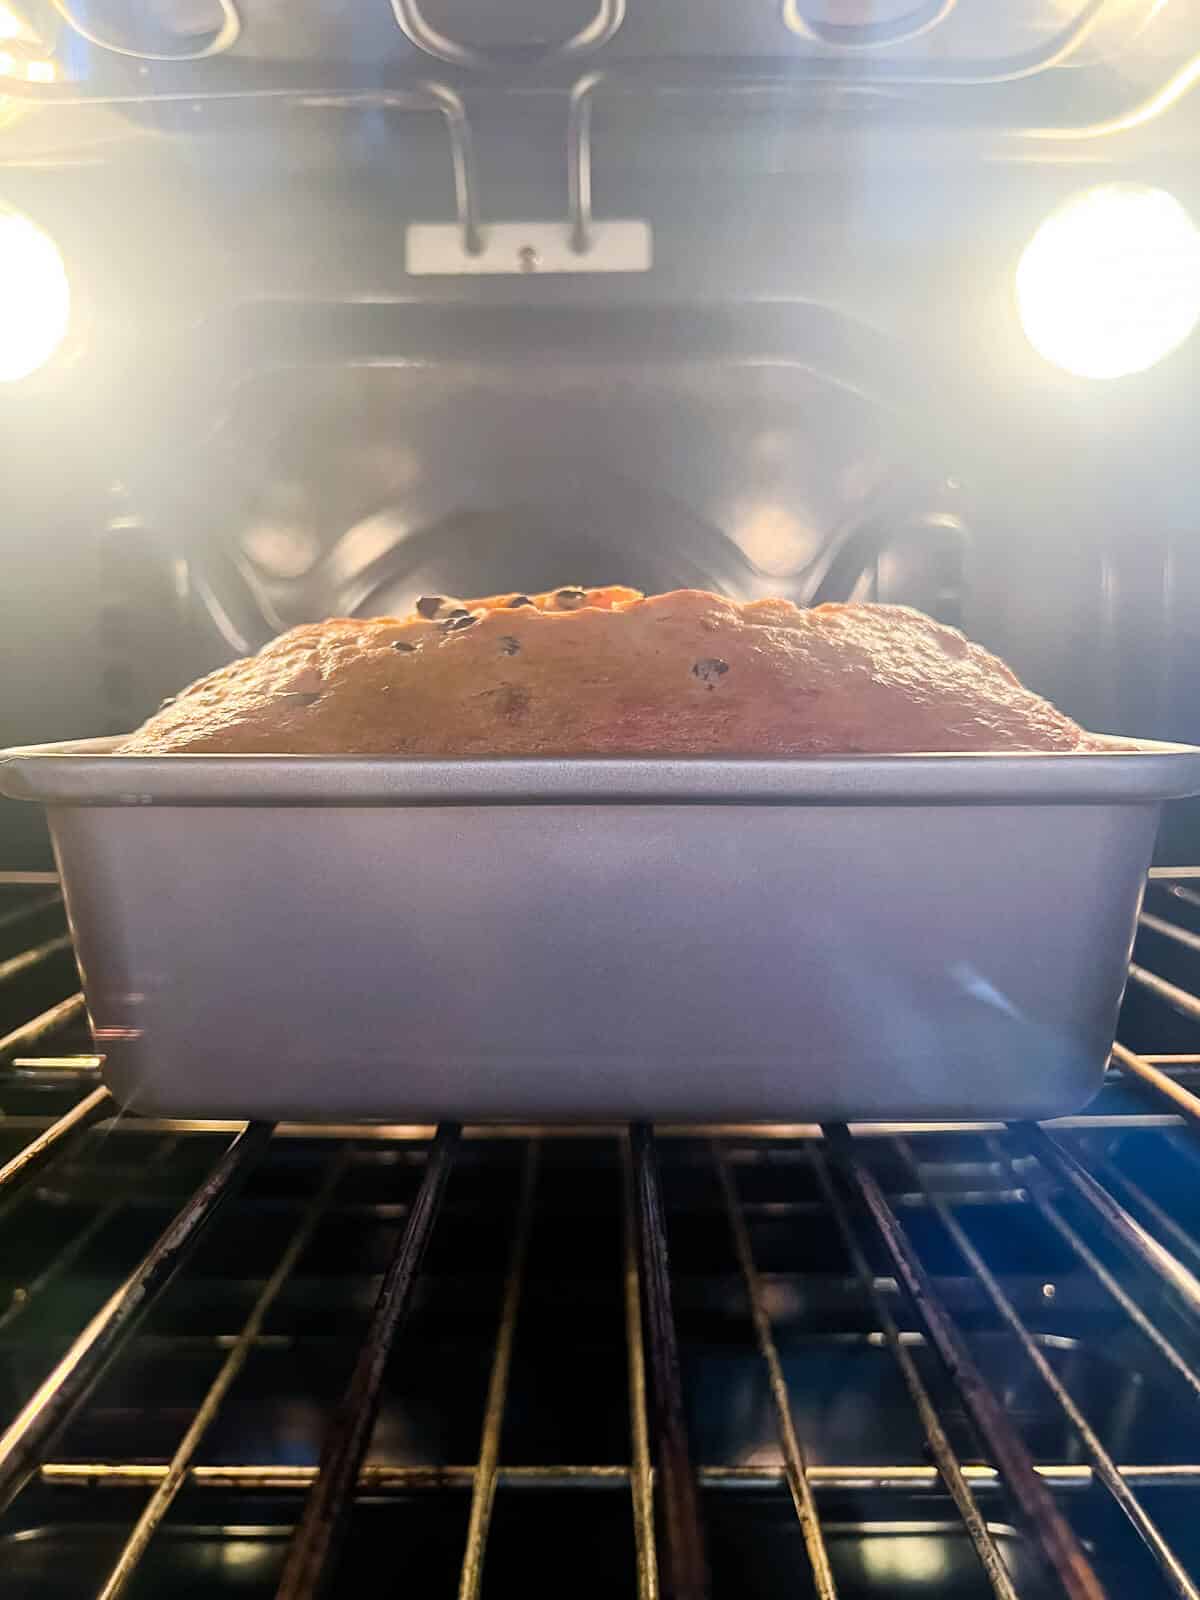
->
[4, 738, 1200, 1124]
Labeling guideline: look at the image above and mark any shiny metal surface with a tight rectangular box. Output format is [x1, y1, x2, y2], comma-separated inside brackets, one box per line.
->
[894, 1137, 1200, 1600]
[0, 1081, 108, 1198]
[808, 1143, 1021, 1600]
[620, 1139, 659, 1600]
[5, 6, 1200, 896]
[391, 0, 626, 69]
[831, 1126, 1106, 1600]
[0, 993, 86, 1065]
[4, 741, 1192, 1119]
[456, 1142, 539, 1600]
[0, 1119, 273, 1517]
[136, 330, 957, 655]
[46, 0, 242, 61]
[94, 1145, 351, 1600]
[2, 878, 1200, 1594]
[0, 0, 1177, 128]
[275, 1123, 459, 1599]
[9, 740, 1200, 804]
[4, 0, 1200, 1586]
[630, 1124, 710, 1599]
[716, 1143, 838, 1598]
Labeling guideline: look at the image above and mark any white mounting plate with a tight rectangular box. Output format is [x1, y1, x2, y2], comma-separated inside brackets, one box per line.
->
[405, 220, 652, 276]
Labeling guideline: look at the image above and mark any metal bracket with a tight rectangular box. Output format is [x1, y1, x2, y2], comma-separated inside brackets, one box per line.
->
[405, 219, 651, 276]
[408, 70, 649, 273]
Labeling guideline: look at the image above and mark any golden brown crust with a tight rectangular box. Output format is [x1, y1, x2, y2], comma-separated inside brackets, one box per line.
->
[120, 587, 1094, 756]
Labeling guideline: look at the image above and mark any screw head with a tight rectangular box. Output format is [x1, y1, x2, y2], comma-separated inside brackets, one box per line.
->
[517, 245, 540, 274]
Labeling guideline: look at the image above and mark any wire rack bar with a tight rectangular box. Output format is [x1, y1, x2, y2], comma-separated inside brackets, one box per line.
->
[2, 1059, 101, 1085]
[828, 1125, 1108, 1600]
[713, 1143, 837, 1599]
[806, 1144, 1019, 1600]
[983, 1135, 1200, 1405]
[0, 1082, 109, 1199]
[0, 933, 74, 987]
[457, 1141, 540, 1600]
[629, 1122, 710, 1600]
[1128, 964, 1200, 1024]
[274, 1122, 460, 1600]
[1, 873, 1200, 1595]
[35, 1460, 1200, 1492]
[1113, 1042, 1200, 1136]
[1141, 912, 1200, 957]
[0, 1100, 1188, 1139]
[1157, 883, 1200, 917]
[1016, 1123, 1200, 1325]
[897, 1136, 1200, 1600]
[0, 1134, 180, 1336]
[0, 889, 62, 935]
[620, 1139, 660, 1600]
[0, 991, 86, 1063]
[0, 1119, 273, 1518]
[94, 1143, 353, 1600]
[1085, 1146, 1200, 1273]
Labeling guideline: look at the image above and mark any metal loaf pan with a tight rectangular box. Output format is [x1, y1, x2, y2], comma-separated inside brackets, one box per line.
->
[4, 738, 1200, 1124]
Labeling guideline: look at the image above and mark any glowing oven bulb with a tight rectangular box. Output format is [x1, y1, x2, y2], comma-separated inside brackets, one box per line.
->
[1016, 184, 1200, 380]
[0, 207, 70, 381]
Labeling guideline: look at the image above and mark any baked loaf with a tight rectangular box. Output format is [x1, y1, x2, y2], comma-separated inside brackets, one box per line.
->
[120, 586, 1097, 756]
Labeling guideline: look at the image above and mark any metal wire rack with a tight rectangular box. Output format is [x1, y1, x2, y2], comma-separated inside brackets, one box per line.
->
[4, 870, 1200, 1596]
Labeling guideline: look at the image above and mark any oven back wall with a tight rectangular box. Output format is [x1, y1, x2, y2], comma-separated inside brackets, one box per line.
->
[3, 107, 1200, 865]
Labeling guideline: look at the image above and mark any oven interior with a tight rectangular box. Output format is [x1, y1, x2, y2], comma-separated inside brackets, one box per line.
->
[2, 881, 1200, 1598]
[5, 1, 1200, 1594]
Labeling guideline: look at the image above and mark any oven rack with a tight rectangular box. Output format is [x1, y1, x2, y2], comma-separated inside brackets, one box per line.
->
[1, 872, 1200, 1595]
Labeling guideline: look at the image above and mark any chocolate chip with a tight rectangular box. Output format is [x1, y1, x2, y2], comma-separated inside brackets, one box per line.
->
[415, 595, 444, 619]
[393, 640, 418, 653]
[692, 658, 729, 686]
[440, 611, 478, 633]
[498, 685, 530, 719]
[499, 636, 521, 655]
[554, 586, 588, 609]
[508, 594, 534, 608]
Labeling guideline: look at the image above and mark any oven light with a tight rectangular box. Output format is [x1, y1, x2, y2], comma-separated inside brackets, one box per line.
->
[0, 208, 70, 380]
[0, 3, 33, 41]
[1017, 184, 1200, 380]
[0, 47, 55, 80]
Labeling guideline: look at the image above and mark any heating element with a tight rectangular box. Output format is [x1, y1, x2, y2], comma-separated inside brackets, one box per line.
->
[3, 873, 1200, 1597]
